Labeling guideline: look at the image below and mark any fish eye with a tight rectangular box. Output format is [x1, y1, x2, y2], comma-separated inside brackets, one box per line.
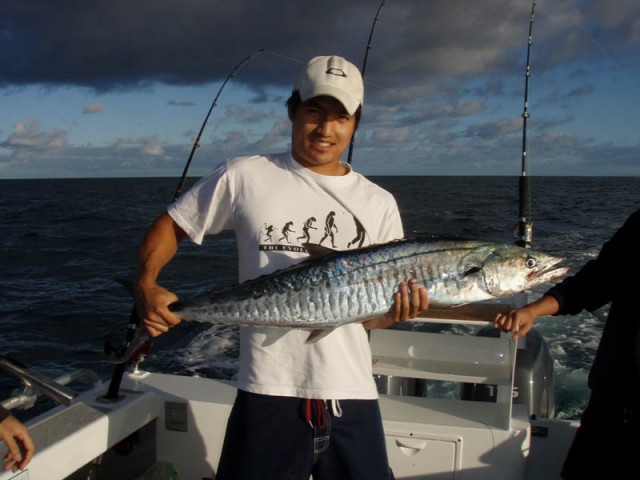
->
[525, 257, 537, 269]
[463, 266, 482, 277]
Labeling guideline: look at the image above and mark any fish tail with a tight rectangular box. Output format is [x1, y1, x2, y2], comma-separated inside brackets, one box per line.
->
[110, 278, 152, 364]
[111, 326, 151, 364]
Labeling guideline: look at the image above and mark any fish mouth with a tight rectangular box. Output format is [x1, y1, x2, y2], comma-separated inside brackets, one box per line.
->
[528, 258, 569, 284]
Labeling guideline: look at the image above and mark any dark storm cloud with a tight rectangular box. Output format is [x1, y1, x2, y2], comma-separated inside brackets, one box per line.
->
[0, 0, 377, 90]
[4, 0, 636, 95]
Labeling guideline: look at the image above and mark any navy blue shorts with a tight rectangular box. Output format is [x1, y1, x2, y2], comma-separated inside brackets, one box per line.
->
[216, 390, 393, 480]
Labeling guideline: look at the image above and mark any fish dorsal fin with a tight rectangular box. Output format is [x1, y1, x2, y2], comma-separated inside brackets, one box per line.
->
[302, 243, 338, 259]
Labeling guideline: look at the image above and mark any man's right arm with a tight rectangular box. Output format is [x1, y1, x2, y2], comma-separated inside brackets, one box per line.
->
[135, 213, 186, 337]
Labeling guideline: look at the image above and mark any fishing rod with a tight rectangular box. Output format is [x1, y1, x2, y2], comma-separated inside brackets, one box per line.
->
[347, 0, 387, 165]
[173, 48, 266, 201]
[103, 49, 266, 402]
[515, 0, 536, 249]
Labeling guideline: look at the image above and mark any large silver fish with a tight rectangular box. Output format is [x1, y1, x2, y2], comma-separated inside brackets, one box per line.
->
[112, 237, 568, 362]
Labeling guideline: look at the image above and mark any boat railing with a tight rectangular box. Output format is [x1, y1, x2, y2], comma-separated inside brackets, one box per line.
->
[0, 356, 102, 410]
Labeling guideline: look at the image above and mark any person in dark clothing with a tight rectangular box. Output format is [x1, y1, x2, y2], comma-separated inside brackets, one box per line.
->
[494, 208, 640, 479]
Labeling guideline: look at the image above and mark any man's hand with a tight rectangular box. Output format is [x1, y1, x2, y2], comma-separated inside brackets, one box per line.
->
[363, 279, 429, 330]
[135, 282, 182, 337]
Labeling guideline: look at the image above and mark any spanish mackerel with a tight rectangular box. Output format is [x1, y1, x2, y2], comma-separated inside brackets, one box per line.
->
[113, 237, 568, 362]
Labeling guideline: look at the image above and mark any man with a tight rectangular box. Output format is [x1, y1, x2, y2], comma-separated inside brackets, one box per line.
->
[135, 55, 428, 479]
[1, 405, 35, 472]
[494, 208, 640, 479]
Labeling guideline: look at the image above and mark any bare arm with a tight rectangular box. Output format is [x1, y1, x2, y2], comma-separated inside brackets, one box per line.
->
[1, 413, 35, 472]
[135, 213, 187, 337]
[493, 295, 560, 339]
[363, 279, 429, 330]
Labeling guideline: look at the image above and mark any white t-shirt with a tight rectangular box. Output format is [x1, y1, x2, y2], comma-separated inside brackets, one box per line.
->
[168, 152, 404, 399]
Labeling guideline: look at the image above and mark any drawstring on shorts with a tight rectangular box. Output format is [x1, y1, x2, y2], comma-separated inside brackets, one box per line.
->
[331, 399, 342, 418]
[305, 399, 327, 429]
[304, 399, 342, 428]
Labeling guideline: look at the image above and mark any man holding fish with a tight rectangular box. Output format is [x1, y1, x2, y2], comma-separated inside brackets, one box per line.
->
[134, 55, 428, 479]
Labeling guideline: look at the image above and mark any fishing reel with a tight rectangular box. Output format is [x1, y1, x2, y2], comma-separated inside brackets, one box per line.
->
[513, 221, 533, 248]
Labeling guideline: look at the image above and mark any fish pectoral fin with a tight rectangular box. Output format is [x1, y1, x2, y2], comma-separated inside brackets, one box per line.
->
[305, 329, 335, 344]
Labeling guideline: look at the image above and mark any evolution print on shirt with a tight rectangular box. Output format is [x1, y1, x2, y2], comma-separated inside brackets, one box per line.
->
[259, 209, 368, 254]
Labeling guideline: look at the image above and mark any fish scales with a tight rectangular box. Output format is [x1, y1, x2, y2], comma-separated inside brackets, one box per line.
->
[181, 244, 410, 326]
[180, 240, 473, 327]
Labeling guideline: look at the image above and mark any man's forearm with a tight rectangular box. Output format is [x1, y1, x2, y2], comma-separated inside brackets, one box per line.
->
[136, 213, 184, 287]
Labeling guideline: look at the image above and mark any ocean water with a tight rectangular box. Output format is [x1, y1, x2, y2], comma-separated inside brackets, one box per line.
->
[1, 175, 639, 422]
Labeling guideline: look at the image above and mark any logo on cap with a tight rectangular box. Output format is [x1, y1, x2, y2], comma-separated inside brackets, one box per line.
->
[326, 68, 347, 78]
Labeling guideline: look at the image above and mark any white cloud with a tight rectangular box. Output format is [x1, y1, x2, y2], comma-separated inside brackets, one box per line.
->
[82, 101, 104, 114]
[110, 135, 166, 156]
[4, 120, 68, 150]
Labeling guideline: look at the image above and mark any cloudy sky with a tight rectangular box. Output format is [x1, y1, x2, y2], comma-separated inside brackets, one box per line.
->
[1, 0, 639, 178]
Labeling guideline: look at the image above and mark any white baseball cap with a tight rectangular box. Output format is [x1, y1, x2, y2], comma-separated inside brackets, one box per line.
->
[293, 56, 364, 115]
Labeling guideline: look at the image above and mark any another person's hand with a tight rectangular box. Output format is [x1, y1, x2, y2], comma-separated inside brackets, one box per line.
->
[493, 295, 560, 339]
[363, 279, 429, 329]
[494, 307, 537, 339]
[1, 414, 35, 472]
